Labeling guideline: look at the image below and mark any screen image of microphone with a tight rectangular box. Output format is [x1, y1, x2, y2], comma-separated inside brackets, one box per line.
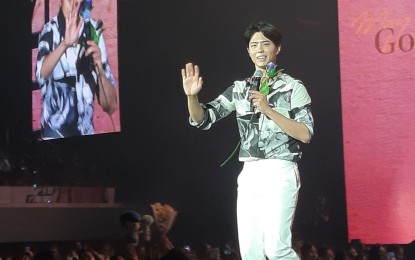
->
[83, 9, 91, 40]
[142, 215, 154, 242]
[76, 9, 91, 62]
[81, 9, 97, 73]
[250, 70, 263, 112]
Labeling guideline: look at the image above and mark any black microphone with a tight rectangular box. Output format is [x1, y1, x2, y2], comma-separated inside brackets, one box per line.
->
[142, 215, 154, 242]
[83, 9, 92, 40]
[81, 9, 95, 71]
[250, 70, 263, 112]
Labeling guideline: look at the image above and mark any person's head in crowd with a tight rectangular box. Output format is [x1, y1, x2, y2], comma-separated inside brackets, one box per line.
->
[367, 244, 388, 260]
[77, 249, 95, 260]
[319, 245, 336, 260]
[386, 244, 404, 260]
[220, 243, 239, 259]
[159, 248, 190, 260]
[33, 250, 56, 260]
[119, 210, 142, 246]
[301, 242, 319, 260]
[120, 210, 142, 230]
[345, 243, 360, 259]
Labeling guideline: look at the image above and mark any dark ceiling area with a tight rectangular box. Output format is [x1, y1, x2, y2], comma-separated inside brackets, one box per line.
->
[3, 0, 345, 247]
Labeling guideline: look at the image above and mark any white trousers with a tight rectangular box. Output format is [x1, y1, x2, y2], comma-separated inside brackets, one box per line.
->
[237, 159, 301, 260]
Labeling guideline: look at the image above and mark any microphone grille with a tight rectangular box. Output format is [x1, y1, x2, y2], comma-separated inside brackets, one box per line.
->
[254, 70, 263, 78]
[83, 9, 91, 21]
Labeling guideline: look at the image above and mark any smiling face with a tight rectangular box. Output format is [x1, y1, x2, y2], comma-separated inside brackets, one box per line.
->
[60, 0, 83, 18]
[247, 32, 281, 70]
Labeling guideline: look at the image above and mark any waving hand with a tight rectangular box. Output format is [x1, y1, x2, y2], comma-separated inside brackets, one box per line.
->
[181, 63, 203, 96]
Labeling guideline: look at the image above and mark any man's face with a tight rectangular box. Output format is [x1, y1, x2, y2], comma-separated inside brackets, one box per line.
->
[60, 0, 82, 18]
[247, 32, 280, 70]
[126, 221, 141, 232]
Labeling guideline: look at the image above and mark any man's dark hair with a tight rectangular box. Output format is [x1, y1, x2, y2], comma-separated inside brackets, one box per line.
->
[244, 21, 282, 47]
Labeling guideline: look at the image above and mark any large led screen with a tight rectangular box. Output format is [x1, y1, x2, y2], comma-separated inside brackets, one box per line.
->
[31, 0, 120, 140]
[338, 0, 415, 244]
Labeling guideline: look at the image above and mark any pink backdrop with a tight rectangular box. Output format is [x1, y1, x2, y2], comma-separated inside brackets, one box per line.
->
[338, 0, 415, 244]
[31, 0, 120, 135]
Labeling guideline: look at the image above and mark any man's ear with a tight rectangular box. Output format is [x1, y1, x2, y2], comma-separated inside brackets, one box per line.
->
[277, 45, 282, 54]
